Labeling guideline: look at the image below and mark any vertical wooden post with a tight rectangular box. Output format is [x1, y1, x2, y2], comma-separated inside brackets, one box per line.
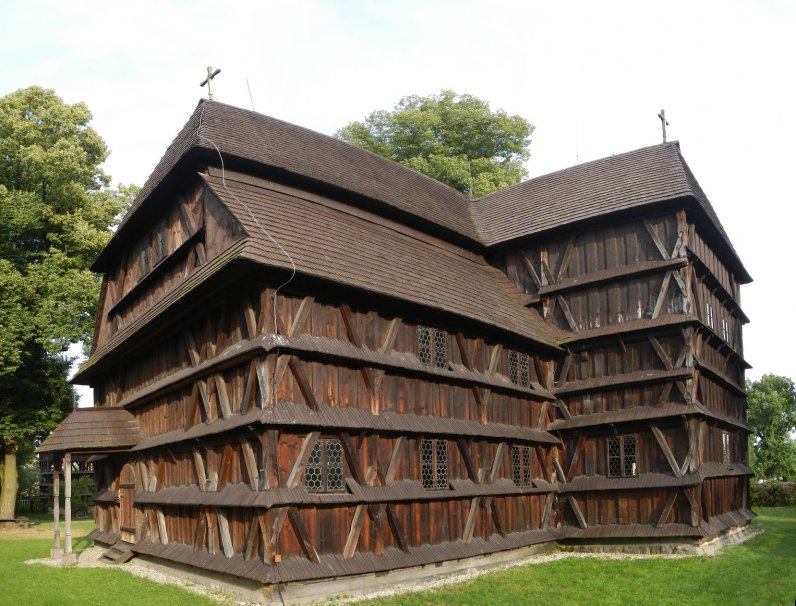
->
[63, 452, 76, 564]
[51, 460, 62, 560]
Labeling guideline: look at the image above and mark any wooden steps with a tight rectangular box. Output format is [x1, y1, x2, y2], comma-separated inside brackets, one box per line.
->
[100, 541, 135, 564]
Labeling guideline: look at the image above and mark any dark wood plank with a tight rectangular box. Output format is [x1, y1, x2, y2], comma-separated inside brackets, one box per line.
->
[288, 509, 320, 563]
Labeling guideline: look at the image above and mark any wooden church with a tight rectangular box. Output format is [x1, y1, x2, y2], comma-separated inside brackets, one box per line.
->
[40, 100, 753, 595]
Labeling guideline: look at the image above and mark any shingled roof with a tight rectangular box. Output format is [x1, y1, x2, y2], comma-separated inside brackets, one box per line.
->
[37, 408, 142, 454]
[472, 142, 751, 282]
[203, 170, 561, 348]
[101, 102, 747, 281]
[93, 100, 479, 271]
[85, 102, 749, 363]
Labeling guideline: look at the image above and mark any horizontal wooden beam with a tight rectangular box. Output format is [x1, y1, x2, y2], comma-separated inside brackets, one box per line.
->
[537, 257, 687, 298]
[134, 400, 559, 453]
[135, 477, 558, 509]
[115, 333, 554, 412]
[554, 368, 693, 397]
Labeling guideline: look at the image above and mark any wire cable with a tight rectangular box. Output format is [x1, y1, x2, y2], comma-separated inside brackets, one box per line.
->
[196, 101, 297, 336]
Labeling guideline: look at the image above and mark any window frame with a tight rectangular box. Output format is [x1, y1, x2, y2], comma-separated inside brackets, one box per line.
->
[304, 437, 346, 493]
[607, 434, 638, 478]
[418, 326, 448, 369]
[721, 317, 730, 342]
[420, 437, 449, 490]
[705, 302, 715, 329]
[721, 431, 731, 464]
[508, 351, 531, 387]
[511, 445, 533, 487]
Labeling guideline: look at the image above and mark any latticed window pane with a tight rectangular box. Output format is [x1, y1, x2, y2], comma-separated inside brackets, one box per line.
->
[420, 438, 448, 489]
[511, 445, 532, 486]
[607, 436, 622, 478]
[434, 330, 447, 369]
[421, 438, 435, 488]
[418, 326, 432, 365]
[520, 354, 530, 387]
[326, 440, 344, 491]
[509, 351, 519, 385]
[511, 445, 522, 484]
[435, 439, 448, 488]
[623, 435, 638, 477]
[304, 442, 324, 492]
[304, 439, 345, 493]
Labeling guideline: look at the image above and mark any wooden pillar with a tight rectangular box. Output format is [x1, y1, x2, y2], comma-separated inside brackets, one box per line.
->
[50, 459, 62, 560]
[63, 452, 76, 564]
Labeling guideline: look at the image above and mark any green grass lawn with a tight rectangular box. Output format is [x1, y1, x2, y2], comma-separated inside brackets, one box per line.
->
[0, 516, 223, 606]
[366, 507, 796, 606]
[1, 508, 793, 605]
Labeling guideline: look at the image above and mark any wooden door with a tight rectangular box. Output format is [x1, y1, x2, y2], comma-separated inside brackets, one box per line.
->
[119, 463, 137, 543]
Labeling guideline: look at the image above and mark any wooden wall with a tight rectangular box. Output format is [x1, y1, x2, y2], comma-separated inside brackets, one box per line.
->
[494, 207, 750, 537]
[94, 183, 245, 349]
[92, 274, 558, 566]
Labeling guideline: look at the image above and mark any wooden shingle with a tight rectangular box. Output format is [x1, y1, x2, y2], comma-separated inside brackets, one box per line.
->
[37, 408, 142, 453]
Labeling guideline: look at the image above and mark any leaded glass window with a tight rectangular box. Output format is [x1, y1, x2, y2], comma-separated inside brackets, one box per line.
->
[509, 351, 531, 387]
[418, 326, 432, 365]
[509, 351, 519, 385]
[607, 435, 638, 478]
[511, 445, 532, 487]
[304, 438, 345, 493]
[520, 354, 530, 387]
[420, 438, 448, 490]
[623, 435, 637, 477]
[434, 329, 447, 369]
[418, 326, 447, 369]
[608, 436, 621, 477]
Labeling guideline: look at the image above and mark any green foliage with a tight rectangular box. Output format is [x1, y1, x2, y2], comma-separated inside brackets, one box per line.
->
[0, 342, 74, 444]
[0, 86, 136, 516]
[69, 475, 94, 514]
[336, 90, 533, 197]
[14, 443, 40, 498]
[16, 463, 40, 498]
[0, 87, 134, 365]
[746, 374, 796, 481]
[750, 481, 796, 507]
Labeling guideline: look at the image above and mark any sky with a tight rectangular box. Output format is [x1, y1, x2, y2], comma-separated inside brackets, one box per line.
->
[3, 0, 795, 405]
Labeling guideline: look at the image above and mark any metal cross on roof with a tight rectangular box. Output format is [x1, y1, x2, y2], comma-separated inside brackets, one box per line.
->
[200, 66, 222, 100]
[657, 109, 670, 143]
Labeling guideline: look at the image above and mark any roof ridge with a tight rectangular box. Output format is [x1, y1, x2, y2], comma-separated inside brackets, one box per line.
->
[473, 141, 682, 205]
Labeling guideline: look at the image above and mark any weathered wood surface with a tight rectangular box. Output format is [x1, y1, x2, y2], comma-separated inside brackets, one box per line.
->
[83, 165, 750, 584]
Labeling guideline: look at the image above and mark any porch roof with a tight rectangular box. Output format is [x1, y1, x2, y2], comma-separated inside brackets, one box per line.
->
[37, 408, 142, 454]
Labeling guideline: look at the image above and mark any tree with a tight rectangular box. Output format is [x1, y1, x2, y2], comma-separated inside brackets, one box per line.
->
[336, 90, 533, 197]
[746, 374, 796, 481]
[0, 86, 134, 518]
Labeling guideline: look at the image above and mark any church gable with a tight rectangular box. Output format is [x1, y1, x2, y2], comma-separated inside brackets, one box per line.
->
[93, 179, 246, 350]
